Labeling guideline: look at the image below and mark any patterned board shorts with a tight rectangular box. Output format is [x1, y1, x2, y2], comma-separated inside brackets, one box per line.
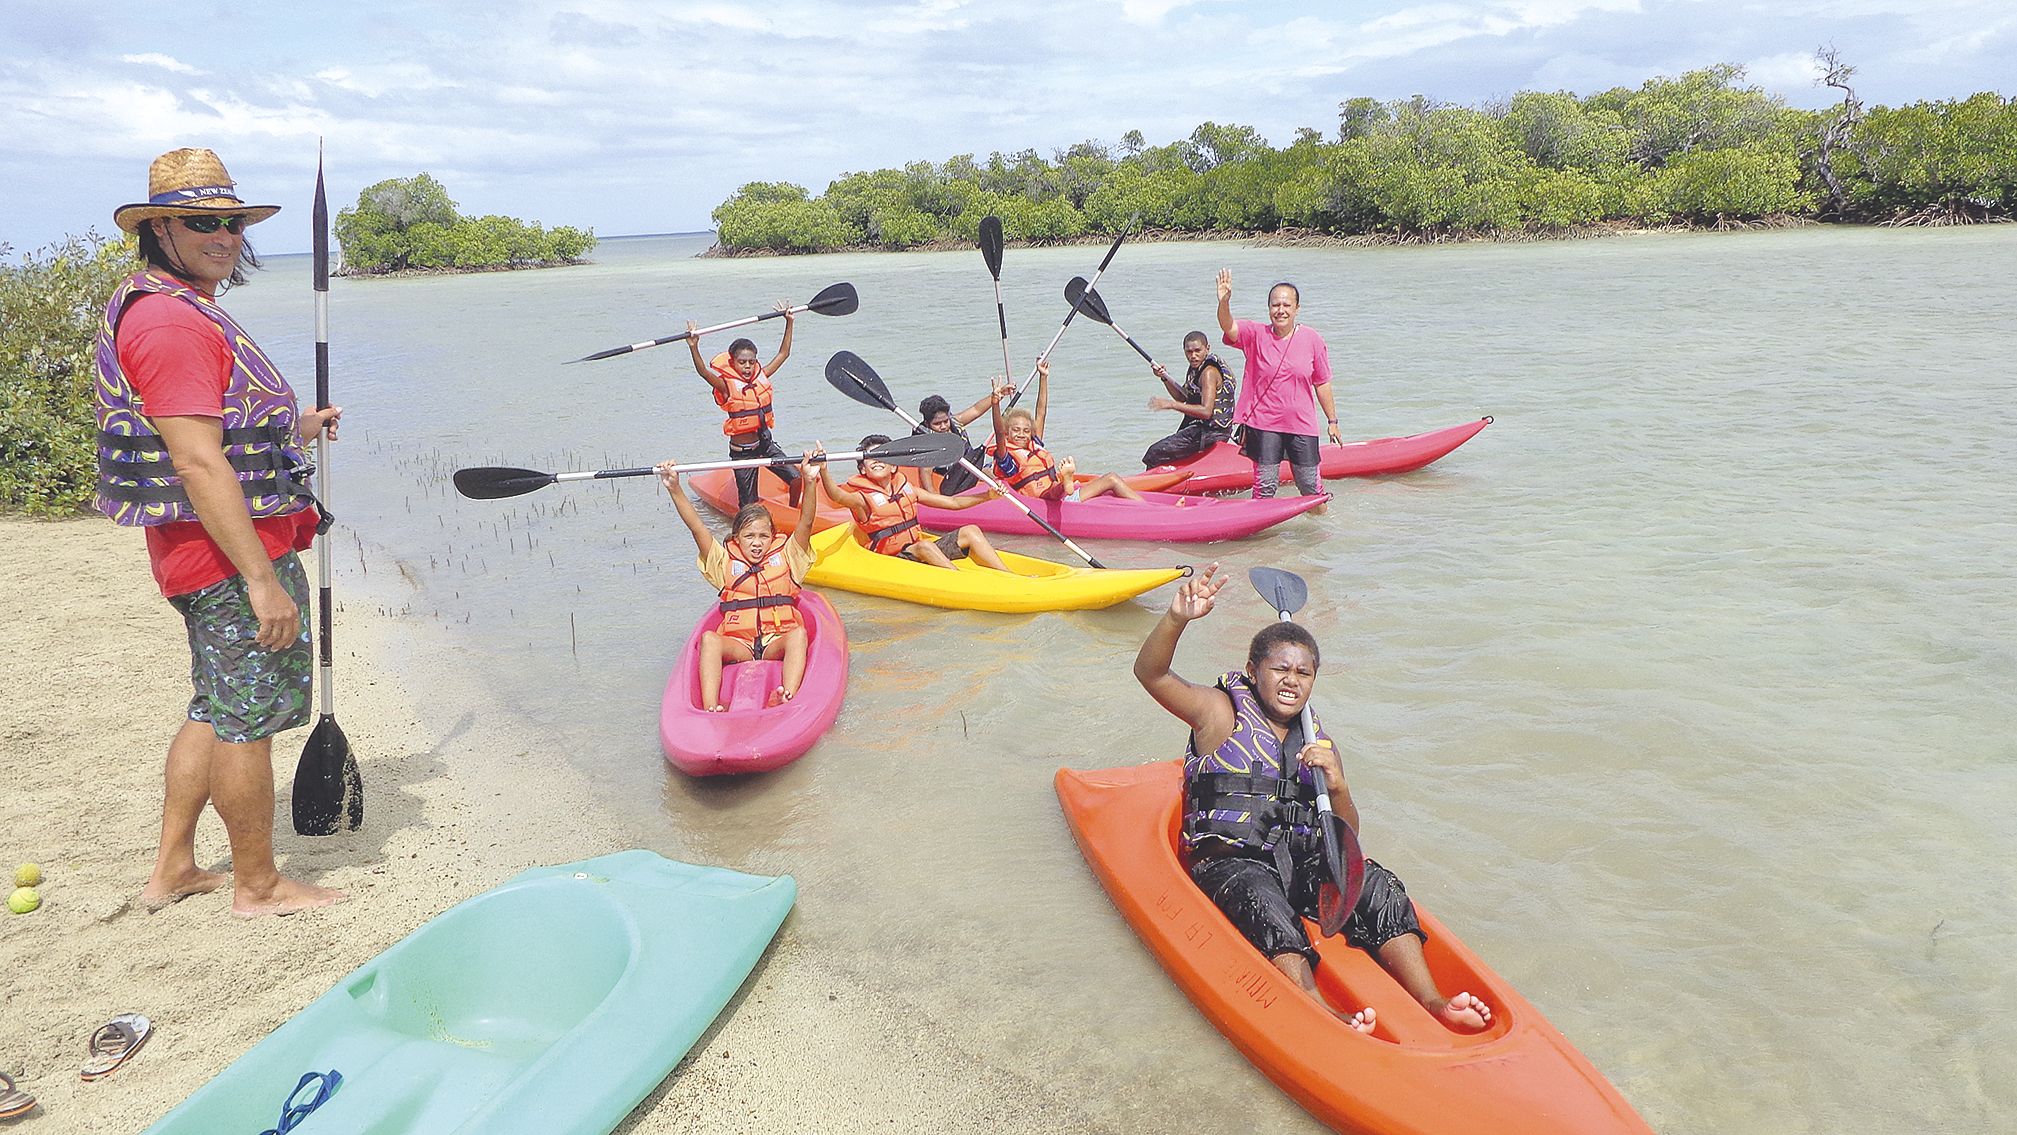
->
[165, 552, 313, 744]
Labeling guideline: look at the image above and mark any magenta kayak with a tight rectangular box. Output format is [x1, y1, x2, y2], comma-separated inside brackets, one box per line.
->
[914, 488, 1327, 542]
[1152, 417, 1493, 495]
[660, 590, 847, 776]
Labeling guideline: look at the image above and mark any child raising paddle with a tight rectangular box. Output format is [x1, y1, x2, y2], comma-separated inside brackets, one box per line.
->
[988, 359, 1144, 503]
[660, 448, 821, 711]
[685, 301, 801, 509]
[819, 434, 1016, 571]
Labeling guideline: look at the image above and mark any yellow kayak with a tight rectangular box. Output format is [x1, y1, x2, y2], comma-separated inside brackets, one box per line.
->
[805, 524, 1186, 612]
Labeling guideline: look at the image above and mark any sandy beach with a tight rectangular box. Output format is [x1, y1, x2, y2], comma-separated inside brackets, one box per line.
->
[0, 517, 1110, 1134]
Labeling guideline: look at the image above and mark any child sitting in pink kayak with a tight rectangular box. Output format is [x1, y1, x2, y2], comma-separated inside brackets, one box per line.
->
[659, 449, 820, 711]
[988, 359, 1145, 503]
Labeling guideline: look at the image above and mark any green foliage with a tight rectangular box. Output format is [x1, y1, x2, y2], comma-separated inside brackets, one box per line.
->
[711, 64, 2015, 250]
[0, 232, 136, 515]
[712, 183, 860, 251]
[334, 173, 597, 272]
[1642, 147, 1812, 220]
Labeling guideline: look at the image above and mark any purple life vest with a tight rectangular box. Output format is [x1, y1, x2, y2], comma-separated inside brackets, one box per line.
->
[93, 270, 313, 527]
[1182, 670, 1331, 855]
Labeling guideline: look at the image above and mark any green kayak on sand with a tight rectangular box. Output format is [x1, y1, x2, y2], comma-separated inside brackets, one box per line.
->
[141, 850, 794, 1135]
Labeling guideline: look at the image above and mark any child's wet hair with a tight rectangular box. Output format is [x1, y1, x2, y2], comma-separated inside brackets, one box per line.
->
[1247, 622, 1320, 669]
[730, 504, 775, 537]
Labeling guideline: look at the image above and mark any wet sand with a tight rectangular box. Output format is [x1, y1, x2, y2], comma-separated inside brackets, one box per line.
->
[0, 517, 1111, 1133]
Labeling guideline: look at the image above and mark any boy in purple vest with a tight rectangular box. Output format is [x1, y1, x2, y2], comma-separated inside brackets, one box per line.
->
[97, 148, 345, 918]
[1134, 564, 1491, 1032]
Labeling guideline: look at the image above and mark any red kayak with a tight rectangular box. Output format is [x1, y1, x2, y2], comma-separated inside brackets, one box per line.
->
[1151, 418, 1492, 495]
[1056, 761, 1653, 1135]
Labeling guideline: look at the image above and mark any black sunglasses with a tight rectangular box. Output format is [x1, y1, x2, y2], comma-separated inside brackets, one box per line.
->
[177, 214, 248, 234]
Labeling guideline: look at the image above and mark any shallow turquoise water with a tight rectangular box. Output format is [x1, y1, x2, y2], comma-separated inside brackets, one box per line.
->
[231, 225, 2016, 1134]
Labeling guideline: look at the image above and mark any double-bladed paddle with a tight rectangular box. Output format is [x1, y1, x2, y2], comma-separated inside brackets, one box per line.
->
[823, 350, 1110, 569]
[1248, 565, 1365, 934]
[1064, 276, 1157, 365]
[294, 143, 363, 837]
[570, 282, 859, 363]
[452, 432, 967, 502]
[978, 216, 1016, 390]
[1007, 214, 1138, 406]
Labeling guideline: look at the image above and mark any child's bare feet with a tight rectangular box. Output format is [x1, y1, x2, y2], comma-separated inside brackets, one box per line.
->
[1431, 992, 1492, 1031]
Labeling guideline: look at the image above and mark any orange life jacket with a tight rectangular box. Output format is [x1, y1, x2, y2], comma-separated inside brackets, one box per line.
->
[710, 352, 775, 438]
[986, 437, 1063, 499]
[717, 534, 801, 642]
[842, 474, 925, 555]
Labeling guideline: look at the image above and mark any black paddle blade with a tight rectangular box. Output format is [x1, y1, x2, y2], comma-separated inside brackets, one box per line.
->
[453, 466, 558, 500]
[1248, 566, 1309, 618]
[979, 215, 1005, 278]
[293, 716, 362, 836]
[1064, 276, 1114, 325]
[312, 147, 329, 292]
[866, 431, 968, 468]
[1315, 812, 1366, 936]
[809, 281, 859, 316]
[824, 350, 897, 411]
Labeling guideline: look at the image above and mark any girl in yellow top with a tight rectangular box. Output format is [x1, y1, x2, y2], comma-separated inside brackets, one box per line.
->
[660, 449, 820, 711]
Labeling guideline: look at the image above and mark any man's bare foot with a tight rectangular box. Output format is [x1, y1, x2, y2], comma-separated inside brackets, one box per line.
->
[1339, 1005, 1377, 1033]
[232, 876, 347, 919]
[1431, 992, 1492, 1032]
[138, 868, 228, 912]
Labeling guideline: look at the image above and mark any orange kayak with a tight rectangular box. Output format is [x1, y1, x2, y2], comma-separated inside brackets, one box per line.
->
[1055, 762, 1654, 1135]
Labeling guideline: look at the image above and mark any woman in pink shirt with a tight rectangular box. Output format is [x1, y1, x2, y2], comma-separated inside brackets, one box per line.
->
[1216, 270, 1342, 513]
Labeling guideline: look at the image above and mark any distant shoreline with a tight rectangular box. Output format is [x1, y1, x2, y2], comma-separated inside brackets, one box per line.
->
[694, 217, 1853, 257]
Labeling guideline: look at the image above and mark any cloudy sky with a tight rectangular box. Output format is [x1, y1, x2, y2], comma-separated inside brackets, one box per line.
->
[5, 1, 2012, 254]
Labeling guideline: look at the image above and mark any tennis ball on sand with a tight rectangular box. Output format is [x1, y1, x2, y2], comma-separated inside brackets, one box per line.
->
[7, 887, 39, 914]
[15, 863, 41, 888]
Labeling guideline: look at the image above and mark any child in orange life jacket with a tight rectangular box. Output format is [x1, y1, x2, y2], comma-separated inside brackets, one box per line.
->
[987, 358, 1145, 503]
[818, 434, 1016, 571]
[659, 448, 821, 711]
[684, 301, 800, 509]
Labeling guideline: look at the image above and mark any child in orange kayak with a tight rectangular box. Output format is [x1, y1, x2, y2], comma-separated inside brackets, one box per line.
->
[659, 449, 820, 711]
[988, 358, 1144, 503]
[1134, 563, 1493, 1034]
[818, 434, 1015, 571]
[684, 302, 800, 509]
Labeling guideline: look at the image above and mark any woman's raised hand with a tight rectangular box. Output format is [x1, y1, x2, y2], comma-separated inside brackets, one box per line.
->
[1168, 561, 1226, 623]
[1216, 268, 1233, 304]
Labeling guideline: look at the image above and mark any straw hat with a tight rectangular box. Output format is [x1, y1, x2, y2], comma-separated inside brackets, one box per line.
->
[113, 148, 281, 234]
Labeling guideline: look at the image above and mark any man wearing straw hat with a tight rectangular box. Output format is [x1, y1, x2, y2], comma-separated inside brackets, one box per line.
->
[97, 147, 346, 918]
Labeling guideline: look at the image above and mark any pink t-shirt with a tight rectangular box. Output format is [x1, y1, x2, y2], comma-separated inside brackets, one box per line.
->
[1225, 318, 1332, 436]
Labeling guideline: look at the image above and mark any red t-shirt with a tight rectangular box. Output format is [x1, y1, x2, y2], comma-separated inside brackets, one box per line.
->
[117, 291, 319, 598]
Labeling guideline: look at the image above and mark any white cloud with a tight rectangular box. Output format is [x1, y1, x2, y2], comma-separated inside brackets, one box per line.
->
[120, 52, 201, 75]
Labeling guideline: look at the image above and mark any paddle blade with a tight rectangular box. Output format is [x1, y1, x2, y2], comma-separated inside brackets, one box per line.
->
[824, 350, 897, 411]
[866, 431, 968, 468]
[292, 716, 362, 836]
[1064, 276, 1114, 325]
[1315, 812, 1366, 936]
[453, 466, 558, 500]
[809, 281, 859, 316]
[1247, 565, 1309, 618]
[979, 215, 1005, 278]
[312, 146, 329, 292]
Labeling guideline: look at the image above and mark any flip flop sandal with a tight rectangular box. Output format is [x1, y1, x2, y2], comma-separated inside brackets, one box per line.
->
[0, 1072, 36, 1119]
[79, 1013, 152, 1081]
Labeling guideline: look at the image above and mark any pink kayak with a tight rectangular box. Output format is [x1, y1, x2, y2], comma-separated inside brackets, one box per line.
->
[1152, 417, 1493, 495]
[914, 488, 1327, 543]
[660, 590, 847, 776]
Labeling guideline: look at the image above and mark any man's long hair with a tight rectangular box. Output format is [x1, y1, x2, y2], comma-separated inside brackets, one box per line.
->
[136, 220, 261, 290]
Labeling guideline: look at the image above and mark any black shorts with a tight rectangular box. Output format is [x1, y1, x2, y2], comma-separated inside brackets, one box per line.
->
[1238, 426, 1321, 468]
[898, 530, 966, 562]
[1190, 839, 1424, 968]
